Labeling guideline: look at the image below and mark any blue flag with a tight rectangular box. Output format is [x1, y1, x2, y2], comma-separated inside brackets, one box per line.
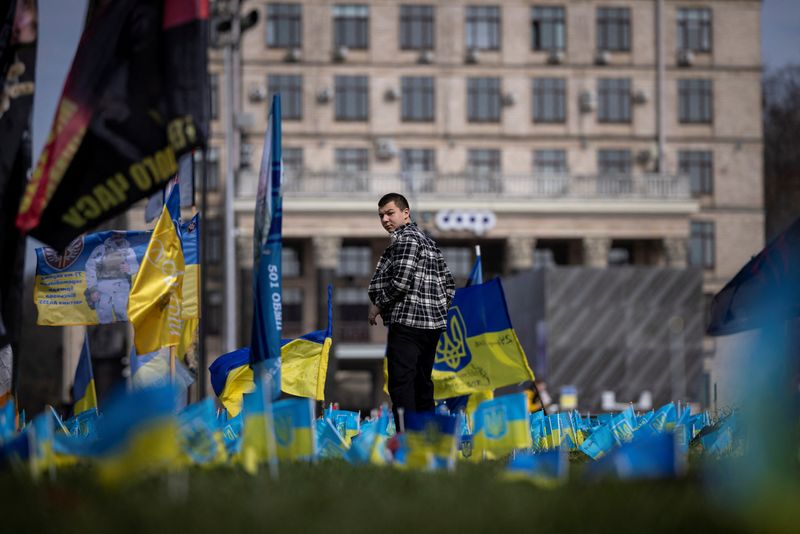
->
[505, 449, 568, 487]
[71, 336, 98, 416]
[465, 254, 483, 287]
[587, 432, 681, 480]
[250, 94, 283, 399]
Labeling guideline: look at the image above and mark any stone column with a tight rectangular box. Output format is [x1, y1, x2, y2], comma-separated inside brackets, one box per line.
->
[506, 236, 535, 274]
[313, 236, 342, 329]
[663, 237, 688, 268]
[583, 237, 611, 268]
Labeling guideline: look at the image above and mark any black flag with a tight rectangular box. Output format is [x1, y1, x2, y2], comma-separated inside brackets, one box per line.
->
[16, 0, 209, 250]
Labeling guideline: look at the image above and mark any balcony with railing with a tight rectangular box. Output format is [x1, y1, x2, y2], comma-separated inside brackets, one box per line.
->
[236, 170, 692, 202]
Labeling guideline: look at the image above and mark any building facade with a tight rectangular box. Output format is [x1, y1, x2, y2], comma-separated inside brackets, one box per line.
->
[204, 0, 764, 405]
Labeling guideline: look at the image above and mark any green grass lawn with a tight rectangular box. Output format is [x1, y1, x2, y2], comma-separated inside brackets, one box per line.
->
[0, 458, 755, 534]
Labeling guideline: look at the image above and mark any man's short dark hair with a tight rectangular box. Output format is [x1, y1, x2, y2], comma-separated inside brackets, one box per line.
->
[378, 193, 410, 211]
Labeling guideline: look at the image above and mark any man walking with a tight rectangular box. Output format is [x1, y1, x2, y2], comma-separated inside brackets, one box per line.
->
[368, 193, 455, 430]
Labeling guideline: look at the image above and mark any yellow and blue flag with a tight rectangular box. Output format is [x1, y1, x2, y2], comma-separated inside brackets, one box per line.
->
[272, 398, 316, 461]
[280, 285, 332, 400]
[587, 432, 682, 480]
[71, 336, 98, 416]
[210, 348, 256, 418]
[505, 449, 568, 488]
[649, 402, 677, 432]
[177, 398, 227, 466]
[250, 94, 283, 399]
[579, 424, 618, 460]
[316, 418, 349, 459]
[433, 278, 535, 399]
[345, 408, 391, 465]
[325, 408, 360, 446]
[472, 393, 532, 458]
[210, 290, 333, 417]
[128, 183, 184, 355]
[402, 412, 459, 471]
[91, 384, 180, 485]
[0, 399, 16, 443]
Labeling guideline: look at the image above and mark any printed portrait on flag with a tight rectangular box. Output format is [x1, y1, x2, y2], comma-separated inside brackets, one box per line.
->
[34, 230, 151, 326]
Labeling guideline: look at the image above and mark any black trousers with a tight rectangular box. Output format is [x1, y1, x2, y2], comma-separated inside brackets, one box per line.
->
[385, 323, 443, 431]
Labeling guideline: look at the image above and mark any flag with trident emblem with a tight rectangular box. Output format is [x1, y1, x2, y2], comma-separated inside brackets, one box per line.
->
[432, 278, 534, 399]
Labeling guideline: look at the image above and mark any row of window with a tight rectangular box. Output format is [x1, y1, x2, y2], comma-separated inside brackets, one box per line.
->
[266, 4, 712, 53]
[261, 74, 713, 124]
[197, 145, 713, 196]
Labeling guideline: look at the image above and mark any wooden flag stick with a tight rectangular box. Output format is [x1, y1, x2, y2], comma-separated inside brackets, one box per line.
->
[169, 346, 176, 385]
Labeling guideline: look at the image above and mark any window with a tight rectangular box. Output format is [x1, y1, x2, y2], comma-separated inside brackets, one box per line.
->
[401, 149, 435, 172]
[441, 247, 473, 277]
[531, 6, 565, 51]
[268, 74, 303, 120]
[400, 5, 435, 50]
[266, 3, 302, 48]
[282, 245, 302, 277]
[677, 8, 712, 52]
[338, 245, 372, 276]
[335, 148, 369, 172]
[335, 75, 369, 121]
[465, 5, 501, 50]
[596, 7, 630, 51]
[598, 149, 631, 174]
[333, 4, 369, 49]
[467, 77, 501, 122]
[283, 147, 303, 191]
[679, 150, 713, 196]
[689, 221, 715, 269]
[206, 217, 222, 263]
[597, 78, 631, 123]
[282, 287, 303, 331]
[468, 149, 501, 174]
[534, 150, 567, 174]
[336, 287, 370, 341]
[206, 290, 222, 335]
[194, 147, 219, 191]
[210, 73, 219, 120]
[532, 78, 566, 123]
[401, 76, 435, 121]
[679, 79, 713, 123]
[283, 147, 303, 175]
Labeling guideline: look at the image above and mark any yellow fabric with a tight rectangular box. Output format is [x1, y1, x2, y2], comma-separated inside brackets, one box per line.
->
[128, 205, 184, 355]
[177, 317, 198, 360]
[73, 378, 98, 415]
[280, 337, 331, 400]
[96, 419, 180, 485]
[220, 364, 256, 418]
[432, 327, 535, 399]
[182, 263, 200, 319]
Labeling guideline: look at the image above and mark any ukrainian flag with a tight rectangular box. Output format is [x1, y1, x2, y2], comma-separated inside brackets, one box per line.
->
[315, 418, 349, 459]
[91, 384, 180, 485]
[433, 279, 535, 399]
[177, 398, 227, 466]
[209, 312, 333, 418]
[281, 285, 332, 400]
[128, 184, 184, 355]
[71, 336, 97, 416]
[504, 449, 568, 488]
[403, 412, 458, 471]
[272, 398, 316, 461]
[181, 214, 200, 320]
[325, 408, 360, 446]
[472, 393, 532, 458]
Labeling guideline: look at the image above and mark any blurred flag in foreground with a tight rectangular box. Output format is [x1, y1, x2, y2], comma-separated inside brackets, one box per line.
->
[433, 278, 535, 399]
[315, 418, 349, 459]
[91, 385, 179, 485]
[71, 336, 97, 416]
[272, 398, 316, 461]
[402, 412, 459, 471]
[587, 433, 682, 481]
[472, 393, 532, 459]
[504, 449, 568, 488]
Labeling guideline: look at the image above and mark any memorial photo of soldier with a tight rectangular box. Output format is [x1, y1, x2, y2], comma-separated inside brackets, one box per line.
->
[84, 232, 139, 324]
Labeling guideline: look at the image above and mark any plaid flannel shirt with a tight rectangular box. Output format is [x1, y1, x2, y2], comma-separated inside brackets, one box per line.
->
[368, 222, 455, 330]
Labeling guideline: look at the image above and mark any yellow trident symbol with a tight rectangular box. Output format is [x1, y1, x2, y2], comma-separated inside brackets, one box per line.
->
[435, 307, 469, 371]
